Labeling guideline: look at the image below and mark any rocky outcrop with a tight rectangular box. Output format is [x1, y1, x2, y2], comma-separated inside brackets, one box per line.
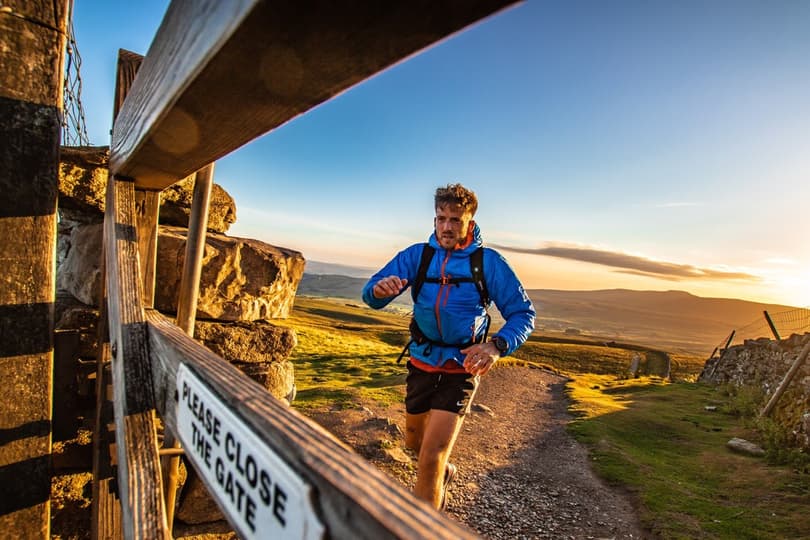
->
[159, 176, 236, 233]
[58, 146, 236, 231]
[700, 333, 810, 449]
[194, 320, 297, 401]
[55, 151, 305, 393]
[57, 223, 304, 320]
[57, 223, 103, 306]
[55, 147, 306, 528]
[155, 226, 304, 321]
[193, 319, 297, 364]
[58, 146, 109, 222]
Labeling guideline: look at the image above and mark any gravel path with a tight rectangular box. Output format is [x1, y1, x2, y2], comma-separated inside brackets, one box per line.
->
[446, 366, 644, 539]
[313, 364, 646, 539]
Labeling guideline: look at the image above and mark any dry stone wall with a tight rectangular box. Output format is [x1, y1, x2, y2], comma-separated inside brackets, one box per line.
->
[699, 333, 810, 449]
[55, 146, 304, 404]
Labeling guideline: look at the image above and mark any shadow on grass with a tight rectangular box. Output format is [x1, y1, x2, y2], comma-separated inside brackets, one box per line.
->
[301, 307, 393, 326]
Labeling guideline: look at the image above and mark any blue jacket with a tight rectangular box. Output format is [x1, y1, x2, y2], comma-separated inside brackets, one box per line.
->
[362, 223, 536, 368]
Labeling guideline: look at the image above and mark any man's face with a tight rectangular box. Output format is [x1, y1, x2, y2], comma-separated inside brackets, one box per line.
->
[434, 204, 473, 250]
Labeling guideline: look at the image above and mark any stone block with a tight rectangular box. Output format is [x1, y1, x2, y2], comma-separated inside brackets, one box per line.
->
[159, 176, 237, 233]
[155, 226, 304, 321]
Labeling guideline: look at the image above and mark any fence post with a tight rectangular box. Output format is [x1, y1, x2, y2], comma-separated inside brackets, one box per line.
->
[724, 330, 736, 350]
[162, 162, 214, 528]
[707, 330, 736, 380]
[760, 340, 810, 418]
[763, 310, 781, 341]
[0, 1, 68, 536]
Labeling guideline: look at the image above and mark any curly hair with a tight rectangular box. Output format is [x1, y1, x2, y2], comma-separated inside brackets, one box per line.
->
[434, 183, 478, 216]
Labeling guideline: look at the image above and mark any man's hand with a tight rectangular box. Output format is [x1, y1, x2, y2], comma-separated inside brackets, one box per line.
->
[372, 275, 408, 299]
[461, 342, 500, 376]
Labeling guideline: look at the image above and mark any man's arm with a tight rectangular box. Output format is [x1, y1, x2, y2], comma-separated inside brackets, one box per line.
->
[484, 250, 536, 355]
[461, 250, 535, 376]
[361, 245, 419, 309]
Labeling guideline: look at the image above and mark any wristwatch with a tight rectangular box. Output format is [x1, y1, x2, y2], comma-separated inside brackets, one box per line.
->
[491, 336, 508, 355]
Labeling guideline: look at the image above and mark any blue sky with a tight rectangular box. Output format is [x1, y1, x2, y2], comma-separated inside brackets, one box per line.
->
[72, 1, 810, 306]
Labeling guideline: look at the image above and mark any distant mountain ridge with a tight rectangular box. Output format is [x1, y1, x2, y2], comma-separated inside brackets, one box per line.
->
[297, 268, 802, 353]
[304, 260, 375, 279]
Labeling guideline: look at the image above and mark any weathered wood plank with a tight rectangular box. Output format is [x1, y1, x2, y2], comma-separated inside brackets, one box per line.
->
[175, 164, 213, 335]
[104, 176, 170, 538]
[110, 0, 518, 189]
[0, 1, 68, 535]
[114, 49, 144, 120]
[90, 239, 123, 540]
[134, 190, 160, 307]
[145, 309, 478, 539]
[760, 340, 810, 418]
[162, 162, 214, 528]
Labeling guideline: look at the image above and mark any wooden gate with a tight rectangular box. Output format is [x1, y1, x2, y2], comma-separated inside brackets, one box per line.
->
[96, 1, 517, 538]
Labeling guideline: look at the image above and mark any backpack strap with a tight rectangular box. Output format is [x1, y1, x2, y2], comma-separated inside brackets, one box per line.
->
[410, 244, 490, 308]
[410, 243, 435, 302]
[469, 247, 490, 307]
[399, 245, 491, 362]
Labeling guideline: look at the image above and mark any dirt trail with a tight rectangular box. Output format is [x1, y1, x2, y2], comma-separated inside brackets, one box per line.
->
[52, 365, 646, 539]
[312, 365, 646, 539]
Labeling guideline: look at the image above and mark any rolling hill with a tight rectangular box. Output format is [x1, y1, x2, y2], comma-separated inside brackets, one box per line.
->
[296, 268, 801, 354]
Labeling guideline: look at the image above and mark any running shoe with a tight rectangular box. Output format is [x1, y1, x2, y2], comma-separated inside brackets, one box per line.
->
[439, 462, 457, 511]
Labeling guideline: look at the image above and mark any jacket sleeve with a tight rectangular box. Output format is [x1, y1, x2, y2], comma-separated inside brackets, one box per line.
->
[362, 245, 420, 310]
[485, 249, 536, 356]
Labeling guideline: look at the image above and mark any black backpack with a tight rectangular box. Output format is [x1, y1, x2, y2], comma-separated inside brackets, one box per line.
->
[396, 243, 491, 362]
[410, 243, 490, 307]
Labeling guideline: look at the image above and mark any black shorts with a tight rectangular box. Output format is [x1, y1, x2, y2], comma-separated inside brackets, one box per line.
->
[405, 362, 479, 415]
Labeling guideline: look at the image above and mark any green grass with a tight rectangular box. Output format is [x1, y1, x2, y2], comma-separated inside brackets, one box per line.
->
[276, 297, 409, 411]
[285, 296, 810, 538]
[567, 376, 810, 539]
[512, 333, 707, 380]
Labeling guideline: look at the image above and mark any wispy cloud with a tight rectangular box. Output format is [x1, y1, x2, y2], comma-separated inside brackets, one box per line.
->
[236, 206, 412, 243]
[652, 201, 706, 208]
[490, 243, 761, 282]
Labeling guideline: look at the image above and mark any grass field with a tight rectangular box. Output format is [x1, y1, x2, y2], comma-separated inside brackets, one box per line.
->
[283, 296, 810, 539]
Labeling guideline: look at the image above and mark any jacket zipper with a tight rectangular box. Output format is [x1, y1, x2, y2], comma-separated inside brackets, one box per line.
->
[434, 250, 452, 339]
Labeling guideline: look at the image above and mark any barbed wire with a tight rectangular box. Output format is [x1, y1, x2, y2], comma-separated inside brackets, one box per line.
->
[62, 0, 89, 146]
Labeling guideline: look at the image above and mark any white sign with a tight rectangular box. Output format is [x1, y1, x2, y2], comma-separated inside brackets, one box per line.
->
[176, 364, 324, 540]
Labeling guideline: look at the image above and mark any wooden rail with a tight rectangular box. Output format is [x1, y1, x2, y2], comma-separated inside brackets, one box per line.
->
[110, 0, 517, 190]
[147, 310, 476, 538]
[99, 0, 518, 536]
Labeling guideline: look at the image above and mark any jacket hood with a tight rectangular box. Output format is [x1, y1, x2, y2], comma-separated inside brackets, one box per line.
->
[428, 221, 483, 256]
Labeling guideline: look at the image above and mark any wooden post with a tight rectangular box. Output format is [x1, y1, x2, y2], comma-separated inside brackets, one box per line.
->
[90, 48, 146, 538]
[0, 1, 68, 536]
[90, 251, 122, 539]
[760, 340, 810, 418]
[175, 164, 214, 335]
[724, 330, 735, 350]
[162, 163, 214, 527]
[135, 190, 161, 307]
[115, 49, 161, 309]
[707, 330, 735, 380]
[763, 310, 781, 341]
[104, 175, 170, 538]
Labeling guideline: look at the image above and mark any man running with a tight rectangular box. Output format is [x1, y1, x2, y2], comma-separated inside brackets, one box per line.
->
[362, 183, 535, 510]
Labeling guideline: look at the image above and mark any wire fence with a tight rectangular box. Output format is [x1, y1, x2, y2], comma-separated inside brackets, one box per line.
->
[62, 0, 89, 146]
[709, 308, 810, 358]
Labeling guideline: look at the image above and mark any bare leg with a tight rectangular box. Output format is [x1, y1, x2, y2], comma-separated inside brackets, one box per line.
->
[405, 411, 428, 453]
[413, 409, 466, 508]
